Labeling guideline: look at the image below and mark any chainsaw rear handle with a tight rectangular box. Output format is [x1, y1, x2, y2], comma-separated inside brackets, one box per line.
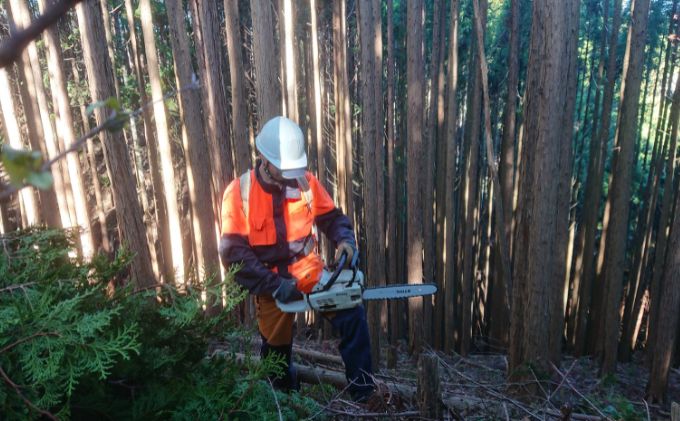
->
[320, 249, 359, 292]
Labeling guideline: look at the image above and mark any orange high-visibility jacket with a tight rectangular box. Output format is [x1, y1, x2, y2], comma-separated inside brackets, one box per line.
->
[219, 163, 355, 295]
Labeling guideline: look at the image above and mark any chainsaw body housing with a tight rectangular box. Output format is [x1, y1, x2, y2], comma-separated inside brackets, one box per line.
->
[276, 269, 364, 313]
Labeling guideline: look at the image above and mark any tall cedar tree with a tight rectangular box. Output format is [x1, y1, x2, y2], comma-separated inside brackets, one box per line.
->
[599, 0, 651, 376]
[75, 0, 155, 287]
[407, 0, 425, 355]
[509, 0, 579, 377]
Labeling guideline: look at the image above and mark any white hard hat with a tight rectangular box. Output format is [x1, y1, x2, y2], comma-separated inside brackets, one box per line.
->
[256, 116, 307, 179]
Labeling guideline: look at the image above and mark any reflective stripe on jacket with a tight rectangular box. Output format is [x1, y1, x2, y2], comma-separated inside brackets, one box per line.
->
[219, 162, 356, 295]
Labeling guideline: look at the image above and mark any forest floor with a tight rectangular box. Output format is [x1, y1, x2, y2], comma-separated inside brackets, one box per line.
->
[233, 333, 680, 421]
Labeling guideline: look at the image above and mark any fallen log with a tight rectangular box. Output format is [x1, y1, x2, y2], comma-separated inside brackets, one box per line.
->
[293, 346, 344, 366]
[218, 351, 603, 421]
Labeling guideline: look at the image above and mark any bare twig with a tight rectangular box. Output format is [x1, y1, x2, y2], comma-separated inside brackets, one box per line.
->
[436, 353, 542, 420]
[0, 82, 200, 201]
[548, 359, 578, 402]
[0, 332, 60, 354]
[0, 0, 82, 69]
[643, 399, 650, 421]
[267, 379, 283, 421]
[0, 282, 37, 293]
[0, 365, 59, 420]
[550, 362, 609, 420]
[326, 408, 420, 418]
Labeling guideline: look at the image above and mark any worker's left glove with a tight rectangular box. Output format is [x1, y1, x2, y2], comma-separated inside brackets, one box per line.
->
[334, 241, 356, 268]
[273, 277, 303, 303]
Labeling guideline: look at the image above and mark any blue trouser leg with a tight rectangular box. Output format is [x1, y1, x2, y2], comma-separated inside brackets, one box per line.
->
[329, 306, 375, 401]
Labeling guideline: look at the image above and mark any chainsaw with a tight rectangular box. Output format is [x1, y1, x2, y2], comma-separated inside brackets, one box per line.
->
[276, 251, 438, 313]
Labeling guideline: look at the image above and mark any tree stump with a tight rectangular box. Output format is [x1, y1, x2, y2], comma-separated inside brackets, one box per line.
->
[671, 402, 679, 421]
[417, 353, 442, 419]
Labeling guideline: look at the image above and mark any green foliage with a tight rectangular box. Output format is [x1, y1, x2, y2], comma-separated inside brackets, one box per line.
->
[0, 228, 321, 420]
[0, 145, 53, 189]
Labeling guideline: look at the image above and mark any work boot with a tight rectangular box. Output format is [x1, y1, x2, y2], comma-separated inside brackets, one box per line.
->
[260, 339, 300, 392]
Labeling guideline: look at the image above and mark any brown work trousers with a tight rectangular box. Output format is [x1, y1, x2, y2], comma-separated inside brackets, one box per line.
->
[255, 295, 295, 346]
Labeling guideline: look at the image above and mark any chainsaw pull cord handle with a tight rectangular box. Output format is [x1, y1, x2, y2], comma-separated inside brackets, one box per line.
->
[321, 250, 347, 292]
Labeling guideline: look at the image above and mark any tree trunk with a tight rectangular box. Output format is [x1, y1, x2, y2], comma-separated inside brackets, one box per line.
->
[166, 0, 219, 292]
[649, 72, 680, 361]
[509, 0, 577, 379]
[251, 0, 282, 128]
[566, 0, 609, 351]
[645, 183, 680, 403]
[443, 0, 459, 354]
[407, 0, 425, 355]
[575, 0, 623, 357]
[139, 0, 185, 284]
[422, 0, 444, 348]
[599, 0, 651, 376]
[307, 0, 324, 186]
[357, 0, 385, 369]
[386, 0, 401, 351]
[0, 68, 39, 227]
[193, 0, 234, 189]
[17, 0, 95, 257]
[459, 0, 485, 357]
[488, 0, 519, 349]
[224, 0, 252, 176]
[69, 58, 113, 257]
[123, 0, 166, 280]
[75, 0, 155, 287]
[4, 4, 63, 229]
[281, 0, 299, 123]
[332, 0, 354, 221]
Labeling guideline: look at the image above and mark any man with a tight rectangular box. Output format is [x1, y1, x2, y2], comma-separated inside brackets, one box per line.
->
[219, 116, 374, 402]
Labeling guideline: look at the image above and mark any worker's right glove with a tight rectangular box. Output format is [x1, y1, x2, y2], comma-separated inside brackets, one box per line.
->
[273, 277, 303, 303]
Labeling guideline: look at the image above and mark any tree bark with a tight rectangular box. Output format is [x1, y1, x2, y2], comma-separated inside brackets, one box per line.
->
[250, 0, 282, 128]
[443, 0, 459, 354]
[193, 0, 234, 189]
[0, 68, 39, 227]
[139, 0, 185, 284]
[649, 71, 680, 361]
[509, 0, 578, 379]
[575, 0, 623, 357]
[566, 0, 609, 351]
[645, 182, 680, 403]
[421, 0, 445, 348]
[407, 0, 425, 355]
[19, 0, 95, 258]
[281, 0, 299, 123]
[357, 0, 385, 368]
[332, 0, 354, 221]
[166, 0, 219, 292]
[459, 0, 485, 356]
[599, 0, 651, 376]
[123, 0, 166, 280]
[386, 0, 400, 351]
[75, 0, 155, 287]
[488, 0, 519, 349]
[224, 0, 252, 176]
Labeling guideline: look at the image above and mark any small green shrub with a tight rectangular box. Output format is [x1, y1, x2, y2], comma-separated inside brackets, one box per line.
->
[0, 228, 321, 420]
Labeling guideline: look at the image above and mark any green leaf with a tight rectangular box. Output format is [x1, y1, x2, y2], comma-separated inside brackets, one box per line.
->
[86, 97, 121, 116]
[1, 146, 43, 187]
[103, 111, 130, 133]
[26, 171, 54, 190]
